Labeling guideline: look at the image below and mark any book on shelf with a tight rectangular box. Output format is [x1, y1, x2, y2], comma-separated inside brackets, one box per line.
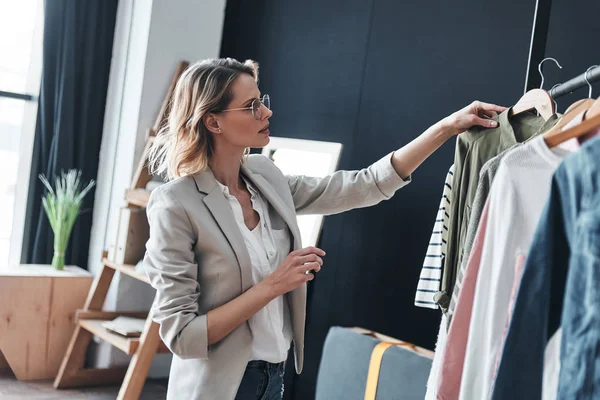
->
[101, 316, 147, 338]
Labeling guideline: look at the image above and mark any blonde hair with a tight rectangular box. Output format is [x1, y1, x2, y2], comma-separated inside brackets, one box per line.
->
[148, 58, 259, 181]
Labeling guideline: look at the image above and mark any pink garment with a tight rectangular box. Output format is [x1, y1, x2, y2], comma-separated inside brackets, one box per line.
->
[558, 111, 585, 152]
[579, 109, 600, 142]
[490, 253, 527, 396]
[436, 199, 490, 400]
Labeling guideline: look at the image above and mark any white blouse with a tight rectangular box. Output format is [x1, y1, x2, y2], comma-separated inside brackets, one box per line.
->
[216, 176, 293, 363]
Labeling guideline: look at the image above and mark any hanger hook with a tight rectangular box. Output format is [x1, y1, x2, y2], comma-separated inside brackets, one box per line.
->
[538, 57, 563, 90]
[584, 65, 598, 98]
[550, 83, 561, 111]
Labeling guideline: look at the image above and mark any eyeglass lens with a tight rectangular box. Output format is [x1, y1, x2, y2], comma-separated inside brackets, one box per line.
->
[252, 95, 270, 119]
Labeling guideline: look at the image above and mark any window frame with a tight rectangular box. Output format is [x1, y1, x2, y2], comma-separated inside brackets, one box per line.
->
[1, 0, 44, 265]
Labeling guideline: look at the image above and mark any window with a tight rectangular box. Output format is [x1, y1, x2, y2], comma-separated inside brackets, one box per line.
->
[0, 0, 44, 264]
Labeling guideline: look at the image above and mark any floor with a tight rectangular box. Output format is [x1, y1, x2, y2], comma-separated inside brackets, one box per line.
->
[0, 369, 168, 399]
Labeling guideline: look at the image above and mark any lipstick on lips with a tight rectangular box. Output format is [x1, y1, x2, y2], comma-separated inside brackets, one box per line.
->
[259, 124, 270, 135]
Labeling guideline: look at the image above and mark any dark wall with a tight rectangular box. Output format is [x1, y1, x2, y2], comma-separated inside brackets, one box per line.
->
[543, 0, 600, 110]
[221, 1, 536, 398]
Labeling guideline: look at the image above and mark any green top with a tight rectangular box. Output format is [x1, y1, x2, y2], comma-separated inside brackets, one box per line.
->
[434, 109, 558, 312]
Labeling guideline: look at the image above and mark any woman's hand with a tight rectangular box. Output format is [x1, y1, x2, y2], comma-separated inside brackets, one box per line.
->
[262, 246, 325, 297]
[441, 101, 508, 136]
[389, 100, 507, 179]
[206, 246, 325, 346]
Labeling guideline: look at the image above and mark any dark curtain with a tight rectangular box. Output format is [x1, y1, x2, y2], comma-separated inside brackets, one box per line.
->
[22, 0, 119, 268]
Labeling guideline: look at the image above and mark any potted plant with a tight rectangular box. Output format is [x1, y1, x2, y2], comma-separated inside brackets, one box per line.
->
[39, 169, 95, 270]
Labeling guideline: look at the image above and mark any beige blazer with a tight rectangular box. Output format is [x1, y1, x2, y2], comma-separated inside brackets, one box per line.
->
[143, 152, 409, 400]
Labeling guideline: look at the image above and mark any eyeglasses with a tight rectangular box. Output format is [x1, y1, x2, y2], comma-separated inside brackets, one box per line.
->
[220, 94, 270, 120]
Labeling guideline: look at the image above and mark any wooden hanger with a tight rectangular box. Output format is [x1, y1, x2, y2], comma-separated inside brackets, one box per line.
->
[545, 96, 600, 147]
[509, 89, 555, 121]
[565, 98, 591, 114]
[542, 98, 595, 137]
[587, 96, 600, 118]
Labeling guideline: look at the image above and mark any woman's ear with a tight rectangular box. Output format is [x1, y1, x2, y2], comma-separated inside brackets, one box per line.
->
[203, 113, 221, 135]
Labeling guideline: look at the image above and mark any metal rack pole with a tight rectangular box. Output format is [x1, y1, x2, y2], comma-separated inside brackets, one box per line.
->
[524, 0, 554, 93]
[549, 66, 600, 99]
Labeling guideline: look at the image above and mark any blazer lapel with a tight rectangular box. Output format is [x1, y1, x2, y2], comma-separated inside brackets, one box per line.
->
[241, 165, 302, 250]
[193, 170, 254, 293]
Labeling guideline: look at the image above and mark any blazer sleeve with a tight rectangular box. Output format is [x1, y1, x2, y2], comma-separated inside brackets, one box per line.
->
[287, 151, 411, 215]
[143, 187, 208, 359]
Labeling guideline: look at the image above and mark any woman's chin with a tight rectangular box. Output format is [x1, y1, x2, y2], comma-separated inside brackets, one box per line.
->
[259, 134, 271, 145]
[249, 137, 270, 150]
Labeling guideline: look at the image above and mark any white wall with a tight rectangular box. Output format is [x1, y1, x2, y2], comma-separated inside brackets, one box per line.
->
[87, 0, 227, 377]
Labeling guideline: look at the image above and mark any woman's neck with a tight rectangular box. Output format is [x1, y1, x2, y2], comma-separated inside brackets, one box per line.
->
[209, 147, 245, 192]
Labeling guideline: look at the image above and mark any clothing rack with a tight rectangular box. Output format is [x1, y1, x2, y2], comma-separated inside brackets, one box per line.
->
[549, 66, 600, 100]
[524, 0, 600, 100]
[524, 0, 553, 92]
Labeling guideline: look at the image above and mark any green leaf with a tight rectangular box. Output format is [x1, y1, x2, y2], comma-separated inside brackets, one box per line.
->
[39, 169, 96, 253]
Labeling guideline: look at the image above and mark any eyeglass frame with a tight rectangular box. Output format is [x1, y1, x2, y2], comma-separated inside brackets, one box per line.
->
[219, 94, 270, 120]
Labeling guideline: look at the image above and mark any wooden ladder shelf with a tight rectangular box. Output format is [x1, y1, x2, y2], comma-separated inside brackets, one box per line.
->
[52, 255, 168, 398]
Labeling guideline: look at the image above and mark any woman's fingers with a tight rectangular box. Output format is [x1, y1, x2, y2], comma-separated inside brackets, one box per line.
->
[294, 246, 326, 257]
[475, 101, 507, 114]
[444, 101, 507, 136]
[480, 110, 498, 119]
[301, 262, 321, 274]
[469, 115, 498, 128]
[298, 254, 323, 266]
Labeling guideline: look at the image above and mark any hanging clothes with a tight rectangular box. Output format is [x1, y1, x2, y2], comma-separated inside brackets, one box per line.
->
[446, 143, 520, 322]
[448, 102, 591, 318]
[415, 165, 454, 309]
[436, 199, 490, 400]
[436, 110, 558, 311]
[424, 314, 448, 400]
[437, 193, 561, 400]
[459, 135, 572, 400]
[543, 329, 562, 400]
[492, 134, 600, 400]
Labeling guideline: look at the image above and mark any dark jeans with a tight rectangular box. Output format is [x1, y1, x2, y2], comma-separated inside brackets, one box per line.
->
[235, 361, 285, 400]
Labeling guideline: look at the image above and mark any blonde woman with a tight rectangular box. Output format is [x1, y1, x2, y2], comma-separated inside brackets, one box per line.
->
[144, 58, 505, 400]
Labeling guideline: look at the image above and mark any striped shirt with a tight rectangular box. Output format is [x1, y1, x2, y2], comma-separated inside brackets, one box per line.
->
[414, 165, 454, 309]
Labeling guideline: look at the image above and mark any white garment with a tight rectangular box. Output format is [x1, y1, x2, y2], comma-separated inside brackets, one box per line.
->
[542, 329, 561, 400]
[415, 165, 454, 309]
[425, 314, 448, 400]
[216, 177, 293, 363]
[459, 136, 571, 400]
